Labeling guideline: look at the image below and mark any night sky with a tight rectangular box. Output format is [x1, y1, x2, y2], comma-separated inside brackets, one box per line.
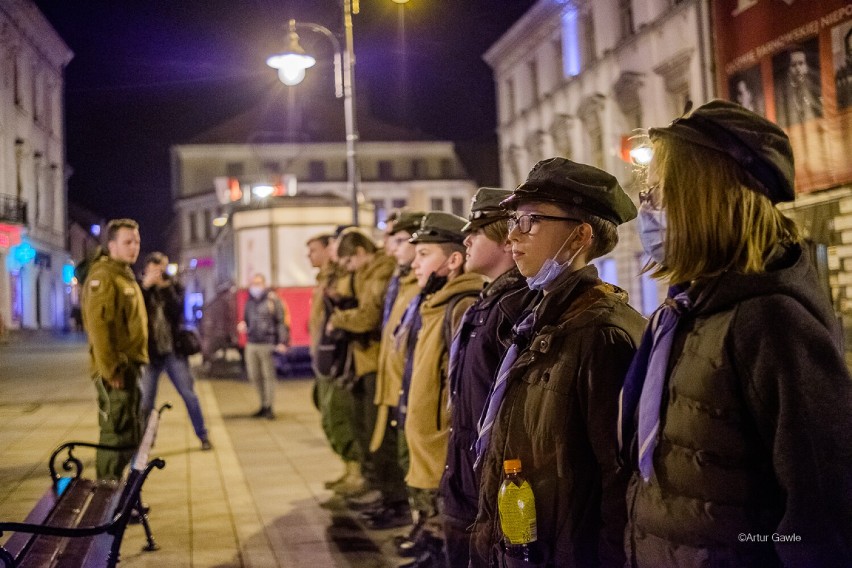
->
[32, 0, 537, 252]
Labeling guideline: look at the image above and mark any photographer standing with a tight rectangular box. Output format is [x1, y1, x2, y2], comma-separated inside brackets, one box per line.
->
[140, 252, 212, 451]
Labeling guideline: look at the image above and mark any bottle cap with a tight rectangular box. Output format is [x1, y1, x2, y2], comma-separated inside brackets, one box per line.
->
[503, 458, 522, 473]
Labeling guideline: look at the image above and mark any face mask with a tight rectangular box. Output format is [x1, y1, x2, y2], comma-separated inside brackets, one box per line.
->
[526, 227, 584, 291]
[249, 285, 265, 299]
[637, 201, 667, 265]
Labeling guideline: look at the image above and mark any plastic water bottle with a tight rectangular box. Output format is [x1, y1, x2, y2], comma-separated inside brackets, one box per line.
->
[497, 458, 542, 563]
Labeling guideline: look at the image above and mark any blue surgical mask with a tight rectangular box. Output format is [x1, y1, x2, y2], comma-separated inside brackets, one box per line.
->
[637, 201, 667, 264]
[249, 285, 265, 299]
[526, 228, 584, 291]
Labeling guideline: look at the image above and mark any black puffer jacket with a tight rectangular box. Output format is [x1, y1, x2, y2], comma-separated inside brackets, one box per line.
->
[471, 265, 645, 568]
[625, 244, 852, 567]
[440, 267, 527, 526]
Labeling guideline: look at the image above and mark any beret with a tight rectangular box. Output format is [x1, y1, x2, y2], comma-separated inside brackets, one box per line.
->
[649, 99, 795, 203]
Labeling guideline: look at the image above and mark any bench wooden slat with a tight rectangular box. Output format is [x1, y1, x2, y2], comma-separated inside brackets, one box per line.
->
[16, 480, 102, 568]
[1, 483, 65, 562]
[57, 483, 123, 568]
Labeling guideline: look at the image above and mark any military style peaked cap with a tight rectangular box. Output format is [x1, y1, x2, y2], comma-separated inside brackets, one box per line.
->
[389, 211, 426, 235]
[502, 157, 637, 225]
[462, 187, 512, 233]
[649, 99, 795, 203]
[409, 212, 467, 245]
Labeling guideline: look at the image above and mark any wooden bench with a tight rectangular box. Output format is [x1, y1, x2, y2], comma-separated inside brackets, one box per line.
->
[0, 403, 172, 568]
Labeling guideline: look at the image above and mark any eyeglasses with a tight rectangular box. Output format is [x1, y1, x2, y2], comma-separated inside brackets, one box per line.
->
[638, 183, 663, 210]
[507, 213, 582, 235]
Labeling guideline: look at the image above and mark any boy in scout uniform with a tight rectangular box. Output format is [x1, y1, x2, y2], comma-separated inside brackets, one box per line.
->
[439, 188, 527, 567]
[470, 158, 645, 568]
[401, 212, 487, 565]
[81, 218, 149, 480]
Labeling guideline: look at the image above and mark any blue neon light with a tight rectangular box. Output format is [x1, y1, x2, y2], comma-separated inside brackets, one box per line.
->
[561, 7, 581, 77]
[63, 263, 75, 284]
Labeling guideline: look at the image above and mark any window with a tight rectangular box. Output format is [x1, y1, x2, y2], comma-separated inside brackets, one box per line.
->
[391, 198, 407, 209]
[203, 210, 213, 240]
[13, 57, 21, 106]
[638, 254, 661, 315]
[619, 0, 635, 39]
[372, 199, 386, 225]
[440, 158, 454, 179]
[430, 197, 445, 212]
[308, 160, 326, 181]
[553, 38, 565, 84]
[451, 197, 465, 217]
[225, 162, 244, 177]
[32, 70, 39, 121]
[506, 78, 517, 120]
[411, 159, 427, 178]
[188, 212, 198, 243]
[596, 258, 618, 286]
[581, 11, 597, 67]
[262, 160, 280, 174]
[378, 160, 393, 180]
[528, 60, 539, 104]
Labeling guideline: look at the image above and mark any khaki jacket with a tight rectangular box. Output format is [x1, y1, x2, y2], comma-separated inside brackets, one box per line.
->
[370, 270, 420, 451]
[81, 256, 149, 378]
[329, 252, 396, 378]
[405, 271, 486, 489]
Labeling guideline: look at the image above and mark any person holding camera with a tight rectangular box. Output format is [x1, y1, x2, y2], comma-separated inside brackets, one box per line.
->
[140, 252, 212, 451]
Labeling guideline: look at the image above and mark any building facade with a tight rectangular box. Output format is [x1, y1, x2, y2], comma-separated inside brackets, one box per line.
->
[0, 0, 73, 331]
[485, 0, 713, 315]
[171, 139, 477, 313]
[487, 0, 851, 341]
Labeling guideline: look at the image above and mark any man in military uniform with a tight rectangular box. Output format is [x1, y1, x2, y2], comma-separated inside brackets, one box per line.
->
[81, 218, 149, 480]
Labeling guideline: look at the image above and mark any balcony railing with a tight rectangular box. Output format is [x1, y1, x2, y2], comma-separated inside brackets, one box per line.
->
[0, 195, 27, 225]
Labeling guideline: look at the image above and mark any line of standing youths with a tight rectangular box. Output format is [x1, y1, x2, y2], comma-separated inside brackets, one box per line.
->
[307, 100, 852, 567]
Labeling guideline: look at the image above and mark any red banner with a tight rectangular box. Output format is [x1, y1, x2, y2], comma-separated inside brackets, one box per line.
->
[714, 0, 852, 193]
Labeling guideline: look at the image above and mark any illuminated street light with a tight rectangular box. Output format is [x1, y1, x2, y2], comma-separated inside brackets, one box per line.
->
[267, 7, 361, 225]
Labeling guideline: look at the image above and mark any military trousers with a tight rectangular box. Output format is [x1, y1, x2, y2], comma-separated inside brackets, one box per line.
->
[93, 365, 143, 480]
[316, 374, 359, 463]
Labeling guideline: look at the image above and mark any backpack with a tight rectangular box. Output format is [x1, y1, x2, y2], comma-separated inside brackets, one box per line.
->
[313, 294, 358, 379]
[73, 246, 106, 284]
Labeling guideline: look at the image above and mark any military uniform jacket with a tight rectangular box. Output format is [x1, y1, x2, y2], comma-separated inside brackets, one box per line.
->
[405, 271, 486, 490]
[329, 252, 396, 378]
[625, 244, 852, 568]
[439, 267, 527, 525]
[369, 269, 420, 452]
[81, 256, 149, 379]
[470, 265, 644, 568]
[308, 262, 339, 359]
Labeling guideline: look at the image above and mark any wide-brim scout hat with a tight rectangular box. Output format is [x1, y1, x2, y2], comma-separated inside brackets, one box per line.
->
[462, 187, 512, 233]
[649, 99, 795, 203]
[501, 157, 637, 225]
[409, 212, 467, 245]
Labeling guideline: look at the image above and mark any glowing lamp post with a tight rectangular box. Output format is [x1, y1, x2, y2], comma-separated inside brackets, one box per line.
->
[267, 15, 360, 225]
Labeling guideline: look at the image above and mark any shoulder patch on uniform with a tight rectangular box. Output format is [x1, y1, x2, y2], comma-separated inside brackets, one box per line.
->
[89, 279, 100, 288]
[124, 287, 135, 295]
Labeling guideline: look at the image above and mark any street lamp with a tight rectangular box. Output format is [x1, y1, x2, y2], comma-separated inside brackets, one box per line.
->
[267, 10, 361, 226]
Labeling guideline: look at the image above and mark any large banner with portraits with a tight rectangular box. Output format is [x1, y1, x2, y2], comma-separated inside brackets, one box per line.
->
[714, 1, 852, 193]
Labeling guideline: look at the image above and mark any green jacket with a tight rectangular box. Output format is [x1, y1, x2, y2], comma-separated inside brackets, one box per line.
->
[81, 256, 149, 379]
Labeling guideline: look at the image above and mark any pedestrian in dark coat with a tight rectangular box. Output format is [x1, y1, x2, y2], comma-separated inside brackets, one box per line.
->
[470, 159, 645, 568]
[622, 99, 852, 567]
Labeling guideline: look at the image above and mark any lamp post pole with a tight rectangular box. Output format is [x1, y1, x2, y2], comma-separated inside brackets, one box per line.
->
[342, 0, 360, 226]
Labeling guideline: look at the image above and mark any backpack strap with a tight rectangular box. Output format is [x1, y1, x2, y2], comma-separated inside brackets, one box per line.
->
[442, 289, 480, 352]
